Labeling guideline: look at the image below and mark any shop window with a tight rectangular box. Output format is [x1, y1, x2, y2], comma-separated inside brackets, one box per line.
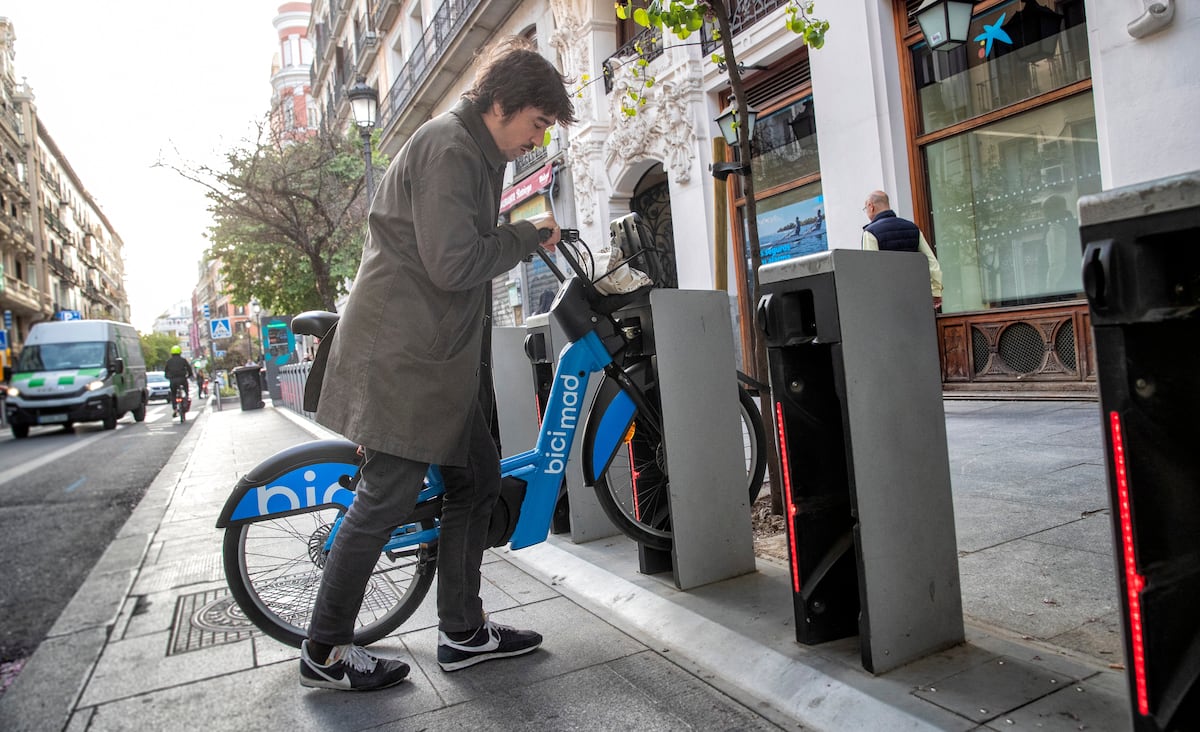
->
[912, 0, 1089, 135]
[752, 180, 827, 266]
[925, 92, 1100, 314]
[748, 95, 819, 194]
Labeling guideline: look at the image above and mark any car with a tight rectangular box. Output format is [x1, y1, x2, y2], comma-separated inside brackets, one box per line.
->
[147, 371, 172, 402]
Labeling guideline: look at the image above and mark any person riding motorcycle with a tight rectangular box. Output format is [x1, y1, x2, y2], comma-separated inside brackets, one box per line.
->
[163, 346, 193, 415]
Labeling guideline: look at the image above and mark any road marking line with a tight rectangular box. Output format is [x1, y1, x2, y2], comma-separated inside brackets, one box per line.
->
[0, 431, 108, 488]
[65, 477, 87, 493]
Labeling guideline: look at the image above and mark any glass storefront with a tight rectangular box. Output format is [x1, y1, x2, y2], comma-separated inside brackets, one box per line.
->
[927, 92, 1099, 313]
[910, 0, 1095, 316]
[913, 0, 1089, 136]
[738, 94, 826, 268]
[749, 95, 819, 194]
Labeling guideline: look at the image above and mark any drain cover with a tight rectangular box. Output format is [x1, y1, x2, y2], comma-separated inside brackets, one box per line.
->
[168, 588, 257, 656]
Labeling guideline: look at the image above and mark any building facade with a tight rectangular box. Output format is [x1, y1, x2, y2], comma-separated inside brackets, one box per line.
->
[305, 0, 1199, 398]
[270, 2, 318, 141]
[0, 18, 130, 371]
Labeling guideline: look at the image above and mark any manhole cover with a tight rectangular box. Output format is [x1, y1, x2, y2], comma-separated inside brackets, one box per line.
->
[168, 588, 256, 656]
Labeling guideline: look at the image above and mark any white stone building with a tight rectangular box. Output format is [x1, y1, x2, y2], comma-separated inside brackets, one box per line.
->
[308, 0, 1199, 397]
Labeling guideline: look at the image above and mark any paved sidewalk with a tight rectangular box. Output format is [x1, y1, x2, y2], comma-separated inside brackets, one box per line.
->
[0, 398, 1133, 731]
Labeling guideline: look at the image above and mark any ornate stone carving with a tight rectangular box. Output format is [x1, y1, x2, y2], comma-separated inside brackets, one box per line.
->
[605, 63, 700, 185]
[568, 137, 602, 225]
[549, 0, 594, 121]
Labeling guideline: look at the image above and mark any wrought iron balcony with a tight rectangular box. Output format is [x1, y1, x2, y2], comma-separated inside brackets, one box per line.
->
[512, 146, 548, 179]
[699, 0, 789, 55]
[602, 25, 664, 94]
[377, 0, 519, 150]
[372, 0, 402, 32]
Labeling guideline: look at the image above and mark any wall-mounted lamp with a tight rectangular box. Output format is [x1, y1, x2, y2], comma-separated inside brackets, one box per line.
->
[711, 95, 758, 181]
[913, 0, 975, 52]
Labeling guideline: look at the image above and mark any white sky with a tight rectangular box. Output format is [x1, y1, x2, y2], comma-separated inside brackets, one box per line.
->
[3, 1, 285, 331]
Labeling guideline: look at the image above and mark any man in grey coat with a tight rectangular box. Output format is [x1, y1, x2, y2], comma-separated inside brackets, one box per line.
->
[299, 37, 577, 692]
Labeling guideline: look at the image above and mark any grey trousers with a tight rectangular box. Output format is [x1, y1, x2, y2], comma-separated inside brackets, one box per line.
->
[307, 400, 502, 644]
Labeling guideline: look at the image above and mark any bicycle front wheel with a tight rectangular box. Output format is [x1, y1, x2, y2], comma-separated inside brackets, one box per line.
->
[593, 385, 765, 551]
[223, 508, 437, 648]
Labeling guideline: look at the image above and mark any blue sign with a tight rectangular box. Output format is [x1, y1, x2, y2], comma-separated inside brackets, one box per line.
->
[54, 310, 83, 321]
[0, 330, 7, 349]
[3, 310, 10, 329]
[202, 303, 211, 318]
[210, 318, 232, 339]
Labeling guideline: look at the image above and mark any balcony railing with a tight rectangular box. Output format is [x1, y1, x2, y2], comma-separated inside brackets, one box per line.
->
[379, 0, 482, 131]
[372, 0, 402, 32]
[699, 0, 789, 55]
[602, 25, 665, 94]
[512, 146, 548, 180]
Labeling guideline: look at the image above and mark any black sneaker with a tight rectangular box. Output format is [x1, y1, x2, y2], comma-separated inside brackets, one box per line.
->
[437, 618, 542, 671]
[299, 640, 409, 691]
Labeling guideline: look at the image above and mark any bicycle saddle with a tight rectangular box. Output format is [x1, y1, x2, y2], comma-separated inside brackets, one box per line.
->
[292, 311, 340, 338]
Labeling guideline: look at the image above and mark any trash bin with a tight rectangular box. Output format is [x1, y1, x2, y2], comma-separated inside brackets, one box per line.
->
[1079, 171, 1200, 732]
[232, 366, 265, 411]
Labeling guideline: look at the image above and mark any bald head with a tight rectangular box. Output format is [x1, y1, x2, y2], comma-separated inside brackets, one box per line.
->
[863, 190, 891, 220]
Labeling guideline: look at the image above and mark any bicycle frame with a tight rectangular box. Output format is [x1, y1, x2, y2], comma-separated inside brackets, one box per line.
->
[216, 279, 641, 554]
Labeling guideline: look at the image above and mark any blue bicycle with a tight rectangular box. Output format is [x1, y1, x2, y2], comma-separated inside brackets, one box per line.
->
[217, 226, 765, 647]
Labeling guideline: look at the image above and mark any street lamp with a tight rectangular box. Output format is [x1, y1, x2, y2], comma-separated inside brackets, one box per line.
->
[711, 95, 758, 181]
[913, 0, 975, 52]
[347, 76, 379, 204]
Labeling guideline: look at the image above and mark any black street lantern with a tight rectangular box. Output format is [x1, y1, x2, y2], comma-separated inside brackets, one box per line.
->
[711, 95, 758, 181]
[913, 0, 975, 52]
[347, 76, 379, 203]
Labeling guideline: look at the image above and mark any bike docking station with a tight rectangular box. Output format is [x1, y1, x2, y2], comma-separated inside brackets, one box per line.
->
[1078, 171, 1200, 732]
[496, 315, 618, 544]
[756, 248, 964, 674]
[604, 288, 757, 591]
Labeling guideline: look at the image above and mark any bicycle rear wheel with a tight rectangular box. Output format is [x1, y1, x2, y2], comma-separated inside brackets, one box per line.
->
[222, 508, 437, 648]
[593, 385, 765, 551]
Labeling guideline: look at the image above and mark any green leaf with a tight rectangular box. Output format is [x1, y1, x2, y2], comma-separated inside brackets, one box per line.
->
[711, 53, 723, 65]
[616, 3, 627, 19]
[633, 7, 649, 26]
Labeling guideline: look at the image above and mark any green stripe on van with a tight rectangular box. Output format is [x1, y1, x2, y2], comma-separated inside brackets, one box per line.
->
[28, 378, 45, 387]
[79, 368, 103, 377]
[58, 376, 76, 385]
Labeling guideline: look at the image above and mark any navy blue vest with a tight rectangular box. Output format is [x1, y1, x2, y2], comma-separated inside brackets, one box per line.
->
[864, 210, 920, 252]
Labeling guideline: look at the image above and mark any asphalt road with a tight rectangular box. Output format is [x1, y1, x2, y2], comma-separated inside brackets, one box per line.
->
[0, 396, 192, 673]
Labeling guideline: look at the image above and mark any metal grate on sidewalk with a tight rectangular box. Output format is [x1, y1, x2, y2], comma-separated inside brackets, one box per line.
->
[167, 588, 257, 656]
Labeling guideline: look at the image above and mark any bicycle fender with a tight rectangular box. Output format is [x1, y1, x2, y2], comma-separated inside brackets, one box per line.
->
[215, 439, 361, 528]
[581, 373, 640, 485]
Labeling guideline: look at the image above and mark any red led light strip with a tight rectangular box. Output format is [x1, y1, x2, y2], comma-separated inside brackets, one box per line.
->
[1110, 410, 1149, 716]
[775, 402, 801, 594]
[628, 447, 641, 521]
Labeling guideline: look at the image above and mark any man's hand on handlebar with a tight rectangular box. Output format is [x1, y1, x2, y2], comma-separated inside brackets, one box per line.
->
[527, 212, 561, 248]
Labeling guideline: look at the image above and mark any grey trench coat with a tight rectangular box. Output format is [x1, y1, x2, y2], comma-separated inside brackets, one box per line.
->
[315, 98, 542, 466]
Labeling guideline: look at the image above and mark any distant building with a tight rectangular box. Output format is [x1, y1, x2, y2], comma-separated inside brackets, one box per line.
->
[269, 2, 316, 142]
[0, 17, 130, 367]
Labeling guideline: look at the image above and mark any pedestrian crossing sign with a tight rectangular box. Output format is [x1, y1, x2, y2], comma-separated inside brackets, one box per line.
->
[210, 318, 232, 339]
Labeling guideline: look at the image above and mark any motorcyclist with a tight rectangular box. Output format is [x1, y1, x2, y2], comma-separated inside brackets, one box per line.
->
[163, 346, 193, 415]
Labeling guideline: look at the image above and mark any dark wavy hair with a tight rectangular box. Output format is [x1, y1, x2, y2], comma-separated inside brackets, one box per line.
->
[464, 36, 577, 126]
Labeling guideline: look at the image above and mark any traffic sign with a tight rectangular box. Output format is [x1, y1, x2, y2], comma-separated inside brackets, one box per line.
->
[0, 330, 7, 349]
[202, 303, 211, 318]
[210, 318, 232, 339]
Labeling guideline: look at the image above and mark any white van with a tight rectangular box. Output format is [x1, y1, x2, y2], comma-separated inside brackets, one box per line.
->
[4, 320, 148, 438]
